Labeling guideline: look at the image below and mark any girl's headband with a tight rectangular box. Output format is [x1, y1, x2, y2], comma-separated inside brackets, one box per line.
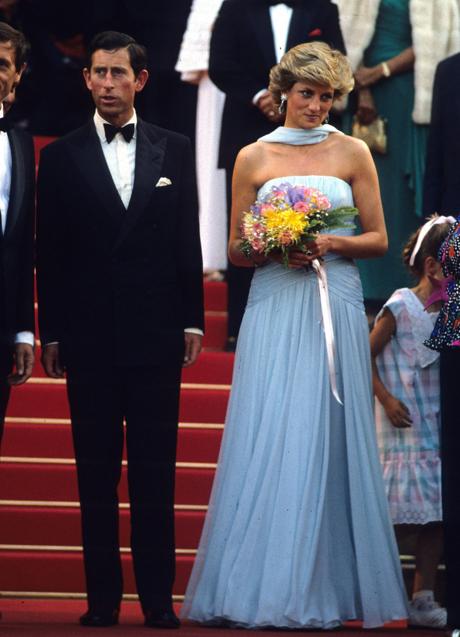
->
[409, 215, 456, 267]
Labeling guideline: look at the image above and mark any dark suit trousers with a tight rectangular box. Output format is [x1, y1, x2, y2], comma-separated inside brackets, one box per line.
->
[440, 348, 460, 626]
[0, 347, 12, 445]
[66, 363, 181, 613]
[225, 171, 254, 339]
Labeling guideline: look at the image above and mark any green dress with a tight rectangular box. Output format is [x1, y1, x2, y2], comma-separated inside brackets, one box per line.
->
[348, 0, 428, 300]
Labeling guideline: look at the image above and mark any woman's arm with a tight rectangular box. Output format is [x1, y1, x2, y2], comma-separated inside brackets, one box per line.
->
[228, 145, 269, 267]
[303, 139, 387, 262]
[370, 309, 412, 428]
[354, 46, 415, 89]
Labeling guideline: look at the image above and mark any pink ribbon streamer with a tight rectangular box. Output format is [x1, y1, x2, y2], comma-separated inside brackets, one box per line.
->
[311, 259, 343, 405]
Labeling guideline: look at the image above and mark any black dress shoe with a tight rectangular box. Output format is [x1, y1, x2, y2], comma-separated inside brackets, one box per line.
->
[144, 609, 180, 629]
[79, 609, 119, 627]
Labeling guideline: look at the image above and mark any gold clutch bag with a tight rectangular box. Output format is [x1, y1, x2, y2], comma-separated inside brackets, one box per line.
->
[351, 115, 387, 155]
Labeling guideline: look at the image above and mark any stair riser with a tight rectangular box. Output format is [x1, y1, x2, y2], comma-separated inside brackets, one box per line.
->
[0, 551, 193, 595]
[0, 464, 214, 505]
[0, 507, 205, 548]
[7, 385, 230, 423]
[2, 423, 224, 463]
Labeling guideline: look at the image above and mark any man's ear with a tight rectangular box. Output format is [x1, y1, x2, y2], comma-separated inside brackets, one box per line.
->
[15, 62, 26, 85]
[83, 67, 92, 90]
[135, 69, 149, 93]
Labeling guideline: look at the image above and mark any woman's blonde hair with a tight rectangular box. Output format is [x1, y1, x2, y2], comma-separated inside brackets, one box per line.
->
[269, 41, 354, 108]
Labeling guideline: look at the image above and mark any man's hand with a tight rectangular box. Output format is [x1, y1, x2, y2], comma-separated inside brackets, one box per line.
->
[256, 91, 283, 124]
[183, 333, 202, 367]
[8, 342, 34, 386]
[41, 343, 65, 378]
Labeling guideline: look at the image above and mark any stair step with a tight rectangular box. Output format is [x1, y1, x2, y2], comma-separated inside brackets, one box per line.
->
[0, 506, 205, 549]
[7, 383, 230, 423]
[0, 550, 193, 596]
[203, 281, 227, 312]
[0, 463, 214, 505]
[30, 350, 234, 384]
[2, 421, 224, 463]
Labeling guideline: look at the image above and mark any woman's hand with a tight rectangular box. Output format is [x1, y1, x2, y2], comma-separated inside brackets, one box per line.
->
[355, 65, 385, 89]
[382, 395, 413, 428]
[302, 235, 333, 262]
[356, 89, 378, 125]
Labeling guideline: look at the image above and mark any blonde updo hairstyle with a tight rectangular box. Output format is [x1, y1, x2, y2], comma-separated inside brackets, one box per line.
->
[269, 41, 354, 111]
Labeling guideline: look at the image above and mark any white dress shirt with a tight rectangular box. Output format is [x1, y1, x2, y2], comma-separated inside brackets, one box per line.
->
[0, 105, 34, 347]
[253, 4, 293, 105]
[94, 109, 137, 209]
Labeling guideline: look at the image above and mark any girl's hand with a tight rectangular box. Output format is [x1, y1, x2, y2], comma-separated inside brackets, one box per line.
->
[382, 395, 412, 428]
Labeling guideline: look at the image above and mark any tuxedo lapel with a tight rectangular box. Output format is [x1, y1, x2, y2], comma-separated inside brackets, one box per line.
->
[4, 130, 26, 238]
[287, 4, 318, 50]
[249, 4, 277, 69]
[112, 119, 166, 251]
[69, 123, 126, 226]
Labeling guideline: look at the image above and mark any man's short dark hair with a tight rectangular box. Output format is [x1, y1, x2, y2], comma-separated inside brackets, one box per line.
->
[0, 21, 29, 70]
[87, 31, 148, 77]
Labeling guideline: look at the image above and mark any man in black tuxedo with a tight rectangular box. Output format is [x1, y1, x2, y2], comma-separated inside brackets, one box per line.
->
[0, 22, 35, 446]
[209, 0, 345, 349]
[423, 53, 460, 627]
[423, 53, 460, 630]
[37, 31, 204, 629]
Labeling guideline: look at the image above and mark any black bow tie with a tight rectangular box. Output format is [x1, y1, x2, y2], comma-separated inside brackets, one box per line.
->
[103, 123, 135, 143]
[0, 118, 11, 132]
[266, 0, 298, 6]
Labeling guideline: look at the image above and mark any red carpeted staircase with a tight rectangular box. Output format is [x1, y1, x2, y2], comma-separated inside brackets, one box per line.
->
[0, 247, 233, 601]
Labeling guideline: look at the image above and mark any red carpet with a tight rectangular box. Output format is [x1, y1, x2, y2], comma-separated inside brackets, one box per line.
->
[0, 600, 423, 637]
[1, 251, 232, 600]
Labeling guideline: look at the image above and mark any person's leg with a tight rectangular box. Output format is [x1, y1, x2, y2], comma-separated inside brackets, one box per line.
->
[0, 354, 12, 447]
[66, 367, 125, 614]
[123, 363, 181, 614]
[440, 348, 460, 626]
[413, 522, 443, 594]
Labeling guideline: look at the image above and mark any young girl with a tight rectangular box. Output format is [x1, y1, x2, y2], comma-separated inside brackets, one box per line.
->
[370, 215, 455, 629]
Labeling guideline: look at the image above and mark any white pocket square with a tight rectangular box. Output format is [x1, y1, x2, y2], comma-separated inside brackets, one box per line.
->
[155, 177, 172, 187]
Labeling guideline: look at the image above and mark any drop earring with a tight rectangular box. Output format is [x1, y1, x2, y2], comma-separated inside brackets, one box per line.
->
[278, 94, 287, 115]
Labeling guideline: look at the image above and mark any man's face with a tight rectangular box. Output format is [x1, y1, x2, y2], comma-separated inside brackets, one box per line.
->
[83, 47, 148, 126]
[0, 40, 22, 103]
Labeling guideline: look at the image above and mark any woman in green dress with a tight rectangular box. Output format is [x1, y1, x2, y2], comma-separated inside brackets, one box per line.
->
[337, 0, 460, 301]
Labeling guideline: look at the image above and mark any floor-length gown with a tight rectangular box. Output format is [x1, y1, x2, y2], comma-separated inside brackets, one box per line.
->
[182, 175, 408, 629]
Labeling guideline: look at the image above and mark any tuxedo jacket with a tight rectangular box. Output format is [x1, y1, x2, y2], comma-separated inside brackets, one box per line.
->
[209, 0, 345, 169]
[37, 119, 204, 369]
[0, 129, 35, 353]
[423, 53, 460, 216]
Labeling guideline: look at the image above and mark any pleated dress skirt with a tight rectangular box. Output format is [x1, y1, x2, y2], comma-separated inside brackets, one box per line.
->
[182, 176, 408, 628]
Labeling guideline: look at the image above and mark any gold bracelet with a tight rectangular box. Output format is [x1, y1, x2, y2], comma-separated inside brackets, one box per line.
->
[381, 61, 391, 78]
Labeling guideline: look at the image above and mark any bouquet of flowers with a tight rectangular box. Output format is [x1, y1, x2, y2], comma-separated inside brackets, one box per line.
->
[240, 182, 357, 266]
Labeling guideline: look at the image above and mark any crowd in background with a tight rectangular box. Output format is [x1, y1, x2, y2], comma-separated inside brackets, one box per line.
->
[3, 0, 460, 306]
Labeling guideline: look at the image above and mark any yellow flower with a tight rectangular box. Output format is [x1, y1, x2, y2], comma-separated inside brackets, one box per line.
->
[264, 208, 306, 242]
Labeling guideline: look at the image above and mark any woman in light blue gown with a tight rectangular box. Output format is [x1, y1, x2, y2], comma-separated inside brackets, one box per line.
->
[182, 42, 408, 629]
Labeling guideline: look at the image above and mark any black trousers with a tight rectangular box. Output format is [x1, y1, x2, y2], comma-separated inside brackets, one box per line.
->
[0, 347, 12, 446]
[66, 363, 181, 613]
[440, 348, 460, 626]
[225, 170, 254, 339]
